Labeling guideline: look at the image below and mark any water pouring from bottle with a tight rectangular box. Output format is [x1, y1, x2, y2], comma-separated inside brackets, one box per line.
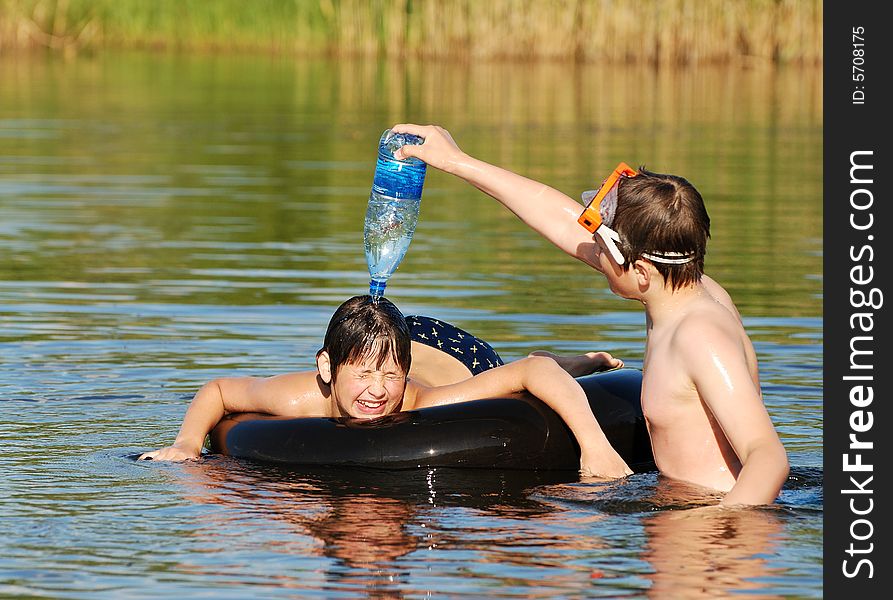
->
[364, 129, 426, 299]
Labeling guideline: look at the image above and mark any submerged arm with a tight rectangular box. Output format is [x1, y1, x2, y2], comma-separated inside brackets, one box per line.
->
[686, 328, 789, 506]
[720, 435, 790, 506]
[415, 355, 632, 478]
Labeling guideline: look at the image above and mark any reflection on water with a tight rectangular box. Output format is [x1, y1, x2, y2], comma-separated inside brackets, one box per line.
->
[169, 459, 582, 596]
[131, 457, 818, 598]
[643, 506, 787, 598]
[0, 52, 821, 597]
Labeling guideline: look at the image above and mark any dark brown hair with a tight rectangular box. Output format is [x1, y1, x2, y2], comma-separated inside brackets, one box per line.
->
[614, 168, 710, 290]
[318, 295, 411, 381]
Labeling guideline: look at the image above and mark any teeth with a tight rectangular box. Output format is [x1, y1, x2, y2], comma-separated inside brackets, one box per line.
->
[358, 399, 385, 409]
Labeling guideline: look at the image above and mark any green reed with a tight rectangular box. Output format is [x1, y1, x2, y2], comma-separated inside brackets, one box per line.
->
[0, 0, 822, 64]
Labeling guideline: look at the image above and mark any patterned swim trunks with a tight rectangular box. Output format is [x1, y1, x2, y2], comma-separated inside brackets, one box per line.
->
[405, 315, 504, 375]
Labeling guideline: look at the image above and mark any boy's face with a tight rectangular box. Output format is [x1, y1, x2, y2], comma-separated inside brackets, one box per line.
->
[592, 235, 638, 299]
[328, 353, 407, 419]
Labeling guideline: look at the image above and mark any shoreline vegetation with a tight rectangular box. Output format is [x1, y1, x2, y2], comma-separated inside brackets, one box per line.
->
[1, 0, 821, 64]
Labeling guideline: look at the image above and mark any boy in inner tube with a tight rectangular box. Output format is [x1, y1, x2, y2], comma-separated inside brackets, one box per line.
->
[140, 294, 632, 479]
[388, 124, 789, 507]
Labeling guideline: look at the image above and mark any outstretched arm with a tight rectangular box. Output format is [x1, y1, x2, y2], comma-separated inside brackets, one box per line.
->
[138, 371, 322, 461]
[414, 355, 632, 478]
[391, 124, 602, 270]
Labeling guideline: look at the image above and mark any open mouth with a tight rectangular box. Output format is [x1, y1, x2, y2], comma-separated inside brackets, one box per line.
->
[355, 398, 388, 415]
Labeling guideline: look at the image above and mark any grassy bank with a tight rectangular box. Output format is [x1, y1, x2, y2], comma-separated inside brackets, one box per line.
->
[1, 0, 822, 64]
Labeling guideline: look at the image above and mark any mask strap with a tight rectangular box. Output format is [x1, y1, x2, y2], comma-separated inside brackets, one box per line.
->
[641, 251, 696, 265]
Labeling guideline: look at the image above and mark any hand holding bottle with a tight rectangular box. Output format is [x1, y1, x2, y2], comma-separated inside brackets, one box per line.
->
[390, 123, 467, 173]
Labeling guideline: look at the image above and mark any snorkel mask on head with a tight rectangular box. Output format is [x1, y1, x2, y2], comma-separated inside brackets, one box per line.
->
[577, 163, 696, 266]
[578, 163, 635, 265]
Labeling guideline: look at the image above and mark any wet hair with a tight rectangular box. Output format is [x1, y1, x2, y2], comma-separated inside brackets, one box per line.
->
[318, 295, 412, 382]
[614, 168, 710, 290]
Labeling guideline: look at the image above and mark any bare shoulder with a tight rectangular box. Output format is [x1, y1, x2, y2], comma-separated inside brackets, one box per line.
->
[401, 379, 430, 410]
[670, 293, 761, 388]
[701, 275, 742, 322]
[408, 341, 473, 386]
[243, 370, 329, 416]
[672, 297, 748, 358]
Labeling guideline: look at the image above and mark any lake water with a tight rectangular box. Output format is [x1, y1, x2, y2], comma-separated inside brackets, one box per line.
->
[1, 53, 822, 597]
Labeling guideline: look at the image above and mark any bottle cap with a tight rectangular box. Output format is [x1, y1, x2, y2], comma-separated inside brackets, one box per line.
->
[369, 278, 387, 298]
[380, 129, 425, 164]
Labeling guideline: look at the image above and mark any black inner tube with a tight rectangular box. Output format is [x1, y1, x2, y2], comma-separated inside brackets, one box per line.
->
[209, 368, 655, 472]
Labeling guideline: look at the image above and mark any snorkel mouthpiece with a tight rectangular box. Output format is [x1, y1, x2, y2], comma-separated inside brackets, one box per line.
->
[599, 226, 626, 265]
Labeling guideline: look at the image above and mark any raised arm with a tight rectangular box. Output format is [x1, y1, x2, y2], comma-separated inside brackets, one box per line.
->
[391, 124, 601, 269]
[413, 355, 632, 478]
[138, 371, 322, 461]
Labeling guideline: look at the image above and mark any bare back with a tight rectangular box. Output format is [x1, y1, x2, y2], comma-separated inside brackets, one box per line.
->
[408, 341, 474, 386]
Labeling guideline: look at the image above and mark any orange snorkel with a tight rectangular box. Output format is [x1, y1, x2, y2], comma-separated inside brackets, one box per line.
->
[578, 162, 637, 265]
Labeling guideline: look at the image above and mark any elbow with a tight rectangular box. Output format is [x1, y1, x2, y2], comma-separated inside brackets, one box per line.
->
[518, 355, 562, 391]
[525, 354, 561, 376]
[777, 445, 791, 484]
[766, 444, 792, 503]
[199, 378, 223, 391]
[723, 443, 790, 507]
[761, 442, 790, 499]
[197, 379, 229, 412]
[768, 438, 790, 479]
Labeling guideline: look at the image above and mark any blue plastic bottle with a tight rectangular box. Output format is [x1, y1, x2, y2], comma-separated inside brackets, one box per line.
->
[364, 129, 426, 298]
